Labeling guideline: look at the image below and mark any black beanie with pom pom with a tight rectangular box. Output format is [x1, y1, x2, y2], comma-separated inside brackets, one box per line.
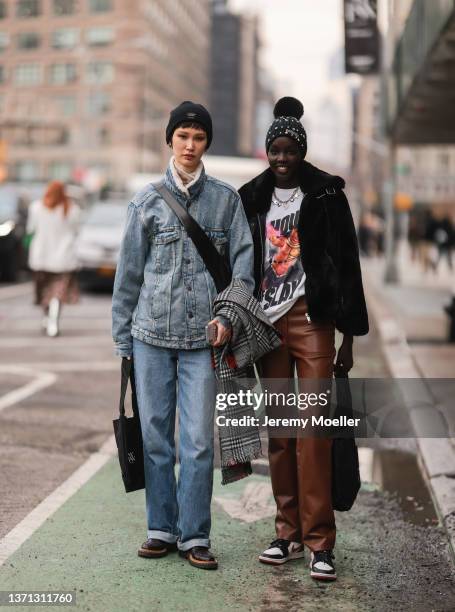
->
[265, 96, 307, 158]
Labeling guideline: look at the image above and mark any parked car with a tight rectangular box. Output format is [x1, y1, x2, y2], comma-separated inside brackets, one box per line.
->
[76, 200, 127, 289]
[0, 185, 29, 282]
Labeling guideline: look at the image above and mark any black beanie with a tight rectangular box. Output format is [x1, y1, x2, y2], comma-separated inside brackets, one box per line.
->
[166, 101, 213, 149]
[265, 97, 307, 158]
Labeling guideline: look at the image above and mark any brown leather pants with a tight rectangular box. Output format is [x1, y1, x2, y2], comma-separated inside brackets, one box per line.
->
[260, 297, 336, 551]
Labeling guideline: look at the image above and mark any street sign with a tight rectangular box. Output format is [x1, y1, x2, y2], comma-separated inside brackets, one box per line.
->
[344, 0, 380, 74]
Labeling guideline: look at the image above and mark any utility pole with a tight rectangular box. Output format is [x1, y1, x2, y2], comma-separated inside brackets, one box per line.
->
[381, 0, 399, 283]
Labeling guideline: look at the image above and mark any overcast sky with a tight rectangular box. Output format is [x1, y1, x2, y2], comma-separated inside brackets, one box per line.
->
[229, 0, 345, 118]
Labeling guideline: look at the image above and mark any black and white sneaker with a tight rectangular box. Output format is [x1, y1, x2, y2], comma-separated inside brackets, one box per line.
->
[310, 550, 336, 581]
[259, 538, 305, 565]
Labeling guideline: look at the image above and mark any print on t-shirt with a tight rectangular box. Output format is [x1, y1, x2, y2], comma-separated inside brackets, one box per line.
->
[261, 208, 304, 311]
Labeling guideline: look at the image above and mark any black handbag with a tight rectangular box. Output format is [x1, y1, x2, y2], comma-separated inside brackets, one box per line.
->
[154, 181, 232, 292]
[112, 358, 145, 493]
[331, 365, 361, 512]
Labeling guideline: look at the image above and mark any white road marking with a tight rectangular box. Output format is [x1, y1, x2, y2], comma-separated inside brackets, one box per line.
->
[0, 335, 110, 348]
[0, 435, 117, 567]
[252, 458, 269, 465]
[0, 366, 57, 413]
[214, 480, 276, 522]
[6, 361, 119, 372]
[358, 447, 374, 483]
[0, 362, 119, 412]
[0, 282, 33, 301]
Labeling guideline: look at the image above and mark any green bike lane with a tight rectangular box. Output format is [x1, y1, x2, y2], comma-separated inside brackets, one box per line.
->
[2, 457, 455, 612]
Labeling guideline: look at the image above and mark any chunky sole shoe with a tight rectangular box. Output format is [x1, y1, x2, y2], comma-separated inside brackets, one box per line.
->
[179, 549, 218, 570]
[138, 540, 177, 558]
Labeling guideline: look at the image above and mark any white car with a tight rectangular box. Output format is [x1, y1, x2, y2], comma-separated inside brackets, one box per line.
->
[76, 200, 127, 288]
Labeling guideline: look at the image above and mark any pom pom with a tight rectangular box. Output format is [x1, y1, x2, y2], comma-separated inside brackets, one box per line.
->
[273, 97, 304, 120]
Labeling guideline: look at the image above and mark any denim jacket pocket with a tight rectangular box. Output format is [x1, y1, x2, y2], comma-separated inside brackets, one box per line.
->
[151, 227, 180, 320]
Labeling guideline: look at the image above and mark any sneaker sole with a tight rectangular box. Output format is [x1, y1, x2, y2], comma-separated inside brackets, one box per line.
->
[179, 551, 218, 570]
[259, 551, 305, 565]
[138, 547, 168, 558]
[310, 569, 337, 581]
[138, 543, 177, 558]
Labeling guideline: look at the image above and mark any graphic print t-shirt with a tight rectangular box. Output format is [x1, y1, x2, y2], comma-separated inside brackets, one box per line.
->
[260, 187, 306, 323]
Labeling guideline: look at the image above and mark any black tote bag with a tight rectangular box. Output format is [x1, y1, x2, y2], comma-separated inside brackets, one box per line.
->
[113, 358, 145, 493]
[331, 365, 361, 512]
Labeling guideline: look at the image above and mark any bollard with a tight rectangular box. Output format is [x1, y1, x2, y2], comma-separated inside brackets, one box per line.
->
[444, 296, 455, 343]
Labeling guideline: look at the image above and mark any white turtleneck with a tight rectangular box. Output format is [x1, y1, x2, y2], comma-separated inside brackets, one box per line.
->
[170, 155, 203, 196]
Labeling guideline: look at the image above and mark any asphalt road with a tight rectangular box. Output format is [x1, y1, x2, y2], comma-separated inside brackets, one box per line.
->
[1, 282, 455, 611]
[0, 283, 118, 539]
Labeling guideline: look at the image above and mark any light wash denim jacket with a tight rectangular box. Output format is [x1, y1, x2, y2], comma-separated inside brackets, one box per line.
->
[112, 163, 254, 357]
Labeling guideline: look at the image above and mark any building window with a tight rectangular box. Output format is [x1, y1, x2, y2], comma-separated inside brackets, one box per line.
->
[49, 161, 71, 181]
[14, 63, 41, 85]
[17, 32, 41, 49]
[0, 2, 7, 19]
[86, 61, 114, 84]
[89, 0, 112, 13]
[52, 28, 79, 49]
[53, 0, 76, 15]
[86, 27, 114, 46]
[87, 91, 111, 115]
[49, 63, 77, 84]
[15, 160, 39, 181]
[55, 94, 76, 116]
[0, 32, 8, 52]
[16, 0, 41, 18]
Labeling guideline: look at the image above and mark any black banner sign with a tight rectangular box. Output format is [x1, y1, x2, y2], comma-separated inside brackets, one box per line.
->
[344, 0, 380, 74]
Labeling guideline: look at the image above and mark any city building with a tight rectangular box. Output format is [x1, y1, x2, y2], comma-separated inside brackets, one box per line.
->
[389, 0, 455, 212]
[351, 74, 383, 209]
[0, 0, 210, 188]
[210, 0, 259, 157]
[311, 48, 354, 174]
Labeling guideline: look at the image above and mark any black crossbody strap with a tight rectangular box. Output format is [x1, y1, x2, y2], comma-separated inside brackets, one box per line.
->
[154, 181, 231, 292]
[119, 357, 140, 418]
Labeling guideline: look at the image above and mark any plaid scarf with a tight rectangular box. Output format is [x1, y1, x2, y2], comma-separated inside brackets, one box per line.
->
[212, 280, 282, 484]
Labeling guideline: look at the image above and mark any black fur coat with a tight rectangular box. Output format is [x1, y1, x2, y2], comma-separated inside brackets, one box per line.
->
[238, 161, 369, 336]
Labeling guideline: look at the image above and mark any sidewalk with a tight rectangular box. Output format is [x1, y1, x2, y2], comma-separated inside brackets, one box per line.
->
[362, 253, 455, 559]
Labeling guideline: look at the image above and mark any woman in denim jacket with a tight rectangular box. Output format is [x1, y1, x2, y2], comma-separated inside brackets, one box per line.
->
[112, 101, 254, 570]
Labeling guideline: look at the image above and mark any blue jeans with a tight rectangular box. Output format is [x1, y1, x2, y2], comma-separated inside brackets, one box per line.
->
[132, 338, 216, 551]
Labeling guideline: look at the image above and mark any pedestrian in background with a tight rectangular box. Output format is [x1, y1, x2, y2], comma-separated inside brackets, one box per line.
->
[239, 97, 369, 581]
[27, 180, 81, 337]
[112, 101, 254, 571]
[434, 214, 454, 272]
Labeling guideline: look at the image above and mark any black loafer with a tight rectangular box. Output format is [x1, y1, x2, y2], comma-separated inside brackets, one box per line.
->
[179, 546, 218, 570]
[138, 538, 178, 558]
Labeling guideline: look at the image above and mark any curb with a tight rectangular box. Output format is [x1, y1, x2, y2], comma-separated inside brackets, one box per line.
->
[363, 269, 455, 561]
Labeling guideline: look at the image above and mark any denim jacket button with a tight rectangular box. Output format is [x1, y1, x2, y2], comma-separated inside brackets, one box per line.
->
[188, 312, 193, 318]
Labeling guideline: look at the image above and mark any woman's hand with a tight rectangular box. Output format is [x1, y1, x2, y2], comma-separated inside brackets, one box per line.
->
[208, 318, 232, 347]
[336, 335, 353, 372]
